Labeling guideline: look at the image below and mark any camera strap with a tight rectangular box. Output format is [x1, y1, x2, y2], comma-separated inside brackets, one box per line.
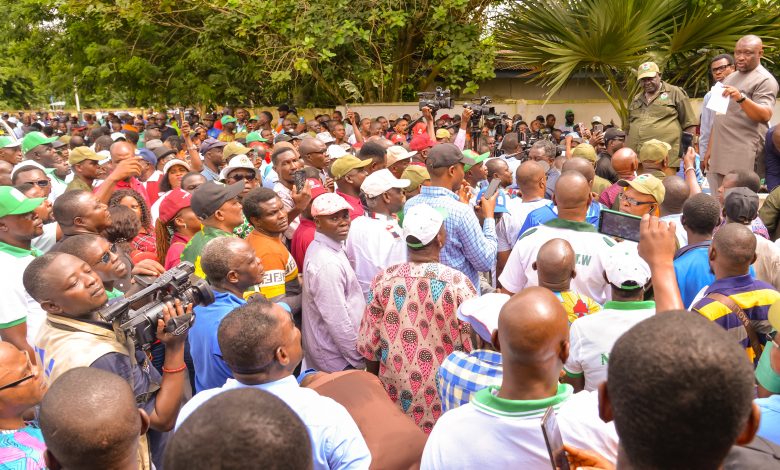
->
[694, 292, 763, 361]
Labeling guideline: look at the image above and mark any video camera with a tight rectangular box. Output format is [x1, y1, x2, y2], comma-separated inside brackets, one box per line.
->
[418, 87, 453, 112]
[463, 97, 495, 125]
[97, 262, 214, 351]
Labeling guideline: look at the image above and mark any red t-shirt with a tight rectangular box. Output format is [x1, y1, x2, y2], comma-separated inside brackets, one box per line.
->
[290, 218, 316, 270]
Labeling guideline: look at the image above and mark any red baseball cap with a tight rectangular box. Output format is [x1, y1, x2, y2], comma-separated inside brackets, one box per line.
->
[307, 178, 328, 200]
[409, 134, 434, 152]
[391, 134, 406, 144]
[159, 188, 192, 223]
[412, 122, 427, 136]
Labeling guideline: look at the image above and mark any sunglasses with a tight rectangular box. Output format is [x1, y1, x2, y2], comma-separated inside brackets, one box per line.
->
[0, 351, 35, 392]
[30, 179, 50, 188]
[96, 243, 118, 265]
[229, 173, 257, 182]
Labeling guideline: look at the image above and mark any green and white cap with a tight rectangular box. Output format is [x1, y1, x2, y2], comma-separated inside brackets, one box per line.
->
[0, 136, 21, 148]
[403, 204, 447, 248]
[0, 186, 44, 218]
[21, 131, 58, 155]
[604, 242, 650, 290]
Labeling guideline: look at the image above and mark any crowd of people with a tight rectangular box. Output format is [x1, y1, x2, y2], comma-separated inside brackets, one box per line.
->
[1, 34, 780, 469]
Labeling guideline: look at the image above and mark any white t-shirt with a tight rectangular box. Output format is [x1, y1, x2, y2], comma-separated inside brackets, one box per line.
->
[0, 244, 47, 344]
[498, 219, 614, 303]
[564, 300, 656, 391]
[421, 384, 618, 469]
[31, 222, 57, 254]
[496, 198, 553, 252]
[660, 213, 687, 247]
[345, 214, 406, 300]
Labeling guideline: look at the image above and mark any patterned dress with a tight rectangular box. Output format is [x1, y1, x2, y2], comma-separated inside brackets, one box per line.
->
[358, 262, 475, 434]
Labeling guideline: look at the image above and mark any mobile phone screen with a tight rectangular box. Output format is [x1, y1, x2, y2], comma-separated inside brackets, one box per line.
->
[599, 209, 642, 242]
[541, 407, 570, 470]
[485, 178, 501, 199]
[594, 123, 604, 133]
[293, 169, 306, 192]
[681, 132, 693, 156]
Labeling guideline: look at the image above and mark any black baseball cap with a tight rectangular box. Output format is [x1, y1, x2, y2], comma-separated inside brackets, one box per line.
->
[724, 187, 759, 224]
[191, 181, 244, 220]
[604, 127, 626, 143]
[425, 143, 476, 169]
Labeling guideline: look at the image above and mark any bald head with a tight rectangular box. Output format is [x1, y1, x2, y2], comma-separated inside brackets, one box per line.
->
[612, 148, 639, 177]
[736, 35, 762, 48]
[553, 171, 591, 213]
[501, 133, 519, 153]
[298, 137, 326, 157]
[498, 287, 568, 366]
[517, 160, 546, 197]
[661, 176, 689, 215]
[534, 239, 576, 291]
[713, 223, 757, 273]
[561, 157, 595, 184]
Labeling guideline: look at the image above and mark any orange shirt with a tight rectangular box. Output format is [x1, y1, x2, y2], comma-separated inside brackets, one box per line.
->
[245, 230, 300, 300]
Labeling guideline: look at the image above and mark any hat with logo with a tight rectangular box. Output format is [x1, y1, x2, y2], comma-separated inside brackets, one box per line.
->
[435, 128, 451, 140]
[221, 115, 238, 125]
[426, 143, 476, 169]
[570, 143, 598, 162]
[219, 155, 257, 181]
[401, 165, 430, 191]
[475, 187, 510, 213]
[457, 293, 510, 344]
[0, 136, 20, 148]
[159, 188, 193, 224]
[190, 181, 244, 220]
[0, 186, 44, 218]
[311, 192, 352, 217]
[638, 139, 671, 163]
[638, 61, 660, 79]
[409, 134, 434, 152]
[145, 139, 164, 151]
[223, 141, 250, 161]
[412, 122, 427, 136]
[137, 148, 157, 166]
[199, 137, 227, 154]
[464, 150, 490, 172]
[21, 131, 58, 155]
[331, 155, 372, 180]
[361, 169, 410, 198]
[724, 187, 759, 224]
[604, 128, 626, 143]
[68, 146, 102, 165]
[604, 242, 651, 290]
[403, 204, 446, 248]
[386, 146, 417, 167]
[618, 173, 665, 204]
[307, 178, 328, 201]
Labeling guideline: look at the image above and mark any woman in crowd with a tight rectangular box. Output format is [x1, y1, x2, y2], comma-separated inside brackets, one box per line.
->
[109, 188, 156, 257]
[154, 187, 200, 269]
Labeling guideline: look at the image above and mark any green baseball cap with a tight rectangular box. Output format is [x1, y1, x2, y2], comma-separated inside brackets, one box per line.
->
[618, 173, 666, 205]
[0, 186, 44, 218]
[463, 150, 490, 172]
[221, 115, 238, 125]
[21, 131, 58, 155]
[246, 131, 268, 144]
[0, 136, 21, 149]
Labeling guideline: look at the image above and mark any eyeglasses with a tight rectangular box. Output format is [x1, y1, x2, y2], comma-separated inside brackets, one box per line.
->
[711, 64, 733, 74]
[622, 195, 656, 207]
[96, 243, 118, 265]
[30, 179, 50, 188]
[0, 351, 35, 392]
[229, 173, 257, 182]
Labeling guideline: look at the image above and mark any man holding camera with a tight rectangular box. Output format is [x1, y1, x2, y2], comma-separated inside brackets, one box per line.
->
[26, 252, 192, 469]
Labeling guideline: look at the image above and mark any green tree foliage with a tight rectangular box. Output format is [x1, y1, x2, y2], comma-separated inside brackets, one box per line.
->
[496, 0, 780, 126]
[1, 0, 498, 109]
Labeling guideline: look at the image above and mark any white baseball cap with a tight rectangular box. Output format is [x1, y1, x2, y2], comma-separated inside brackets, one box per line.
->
[110, 132, 127, 142]
[316, 131, 336, 145]
[456, 293, 510, 344]
[361, 169, 410, 198]
[163, 159, 191, 176]
[591, 116, 602, 124]
[326, 144, 348, 159]
[403, 204, 446, 248]
[218, 154, 256, 181]
[604, 242, 651, 290]
[386, 146, 417, 166]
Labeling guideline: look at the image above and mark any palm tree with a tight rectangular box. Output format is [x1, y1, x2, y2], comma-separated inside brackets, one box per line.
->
[495, 0, 780, 127]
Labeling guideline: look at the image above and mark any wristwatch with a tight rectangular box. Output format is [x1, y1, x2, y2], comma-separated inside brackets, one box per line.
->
[736, 91, 747, 103]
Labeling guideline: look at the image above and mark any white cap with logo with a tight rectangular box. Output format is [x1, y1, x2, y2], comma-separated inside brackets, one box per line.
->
[604, 242, 651, 290]
[361, 169, 410, 198]
[403, 204, 446, 248]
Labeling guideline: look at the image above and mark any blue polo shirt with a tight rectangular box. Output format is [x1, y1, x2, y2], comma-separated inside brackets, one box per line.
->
[189, 290, 245, 392]
[674, 241, 756, 309]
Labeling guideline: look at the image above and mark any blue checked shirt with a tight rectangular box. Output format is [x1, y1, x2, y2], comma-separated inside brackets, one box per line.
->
[436, 349, 503, 411]
[404, 186, 497, 293]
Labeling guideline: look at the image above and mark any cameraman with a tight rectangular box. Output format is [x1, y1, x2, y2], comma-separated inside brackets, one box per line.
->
[25, 252, 191, 469]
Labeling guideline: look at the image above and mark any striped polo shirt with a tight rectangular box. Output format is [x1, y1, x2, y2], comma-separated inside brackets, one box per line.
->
[691, 274, 780, 363]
